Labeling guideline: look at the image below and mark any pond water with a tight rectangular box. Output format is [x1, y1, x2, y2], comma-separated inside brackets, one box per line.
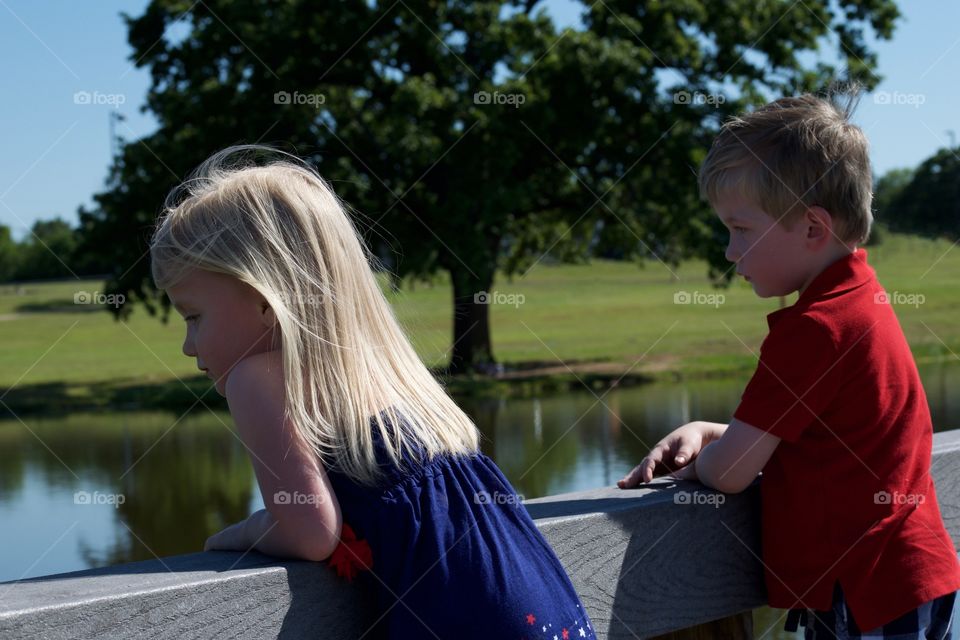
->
[3, 361, 959, 636]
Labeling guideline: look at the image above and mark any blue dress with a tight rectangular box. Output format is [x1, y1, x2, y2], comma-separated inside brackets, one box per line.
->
[325, 412, 596, 639]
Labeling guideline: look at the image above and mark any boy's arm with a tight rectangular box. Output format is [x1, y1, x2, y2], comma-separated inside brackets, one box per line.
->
[693, 417, 781, 494]
[618, 421, 727, 488]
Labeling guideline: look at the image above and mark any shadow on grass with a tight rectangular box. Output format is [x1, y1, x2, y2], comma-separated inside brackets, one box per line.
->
[0, 375, 228, 417]
[14, 301, 107, 314]
[1, 364, 657, 417]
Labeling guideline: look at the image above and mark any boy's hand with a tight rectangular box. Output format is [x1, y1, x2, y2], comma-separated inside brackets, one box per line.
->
[617, 421, 724, 489]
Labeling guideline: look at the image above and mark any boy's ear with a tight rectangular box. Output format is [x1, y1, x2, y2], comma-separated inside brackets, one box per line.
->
[804, 206, 835, 245]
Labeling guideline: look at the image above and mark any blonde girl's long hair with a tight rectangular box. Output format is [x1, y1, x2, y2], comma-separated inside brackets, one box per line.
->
[149, 145, 480, 485]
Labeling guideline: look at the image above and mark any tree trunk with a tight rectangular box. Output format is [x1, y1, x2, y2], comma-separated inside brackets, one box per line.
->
[447, 267, 495, 375]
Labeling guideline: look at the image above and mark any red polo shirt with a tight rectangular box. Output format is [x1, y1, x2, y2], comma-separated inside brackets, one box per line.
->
[733, 247, 960, 631]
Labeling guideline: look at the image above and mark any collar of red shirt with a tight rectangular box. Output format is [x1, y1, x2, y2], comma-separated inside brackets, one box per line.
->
[765, 247, 874, 329]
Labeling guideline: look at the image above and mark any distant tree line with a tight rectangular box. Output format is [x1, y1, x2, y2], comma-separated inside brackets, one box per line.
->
[0, 219, 110, 283]
[873, 151, 959, 240]
[4, 141, 952, 288]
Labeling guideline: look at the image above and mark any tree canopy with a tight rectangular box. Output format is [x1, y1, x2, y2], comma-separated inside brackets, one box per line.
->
[79, 0, 899, 371]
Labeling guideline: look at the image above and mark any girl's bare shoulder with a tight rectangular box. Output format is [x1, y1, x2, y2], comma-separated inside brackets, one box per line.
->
[224, 351, 284, 405]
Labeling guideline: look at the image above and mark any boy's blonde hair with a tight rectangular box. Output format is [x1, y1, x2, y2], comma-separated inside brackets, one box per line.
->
[150, 145, 479, 486]
[699, 93, 873, 245]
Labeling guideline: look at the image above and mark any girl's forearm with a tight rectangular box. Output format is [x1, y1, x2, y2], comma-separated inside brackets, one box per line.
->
[243, 508, 333, 561]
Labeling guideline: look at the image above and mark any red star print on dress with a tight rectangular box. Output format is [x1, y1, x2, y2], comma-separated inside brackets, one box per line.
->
[519, 607, 594, 640]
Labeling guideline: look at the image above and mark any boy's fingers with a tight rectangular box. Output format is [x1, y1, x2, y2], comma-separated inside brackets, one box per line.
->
[617, 466, 640, 488]
[618, 458, 656, 489]
[641, 457, 658, 482]
[669, 464, 695, 480]
[618, 460, 647, 488]
[674, 447, 693, 466]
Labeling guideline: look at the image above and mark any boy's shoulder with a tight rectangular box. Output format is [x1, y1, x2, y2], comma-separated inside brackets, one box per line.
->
[762, 306, 839, 356]
[765, 260, 888, 353]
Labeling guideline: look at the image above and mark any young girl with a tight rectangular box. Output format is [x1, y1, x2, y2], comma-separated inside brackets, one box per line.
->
[149, 145, 595, 638]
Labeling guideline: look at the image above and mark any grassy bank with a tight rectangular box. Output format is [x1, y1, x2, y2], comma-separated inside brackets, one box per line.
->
[1, 232, 957, 414]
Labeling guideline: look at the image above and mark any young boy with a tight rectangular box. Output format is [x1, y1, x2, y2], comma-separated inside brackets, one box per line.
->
[618, 94, 960, 637]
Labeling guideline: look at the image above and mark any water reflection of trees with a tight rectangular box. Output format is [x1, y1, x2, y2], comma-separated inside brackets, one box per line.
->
[9, 367, 954, 575]
[2, 411, 253, 567]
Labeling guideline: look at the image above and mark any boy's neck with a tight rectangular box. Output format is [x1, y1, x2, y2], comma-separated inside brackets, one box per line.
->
[797, 243, 857, 297]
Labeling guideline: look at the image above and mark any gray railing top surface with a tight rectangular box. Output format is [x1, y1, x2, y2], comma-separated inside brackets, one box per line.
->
[3, 428, 959, 639]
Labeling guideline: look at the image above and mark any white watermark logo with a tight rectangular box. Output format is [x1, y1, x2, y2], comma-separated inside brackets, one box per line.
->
[673, 91, 725, 107]
[473, 91, 526, 108]
[474, 290, 525, 308]
[276, 291, 324, 307]
[874, 490, 925, 506]
[74, 291, 125, 308]
[673, 490, 725, 508]
[274, 91, 326, 108]
[474, 490, 525, 505]
[874, 290, 925, 308]
[873, 91, 925, 108]
[73, 91, 126, 106]
[273, 490, 326, 505]
[673, 290, 725, 308]
[74, 491, 125, 508]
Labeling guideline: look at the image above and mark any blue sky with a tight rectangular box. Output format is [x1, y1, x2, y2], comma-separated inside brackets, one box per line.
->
[0, 0, 957, 241]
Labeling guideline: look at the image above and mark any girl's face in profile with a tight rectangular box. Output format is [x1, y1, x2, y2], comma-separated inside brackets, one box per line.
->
[165, 268, 278, 397]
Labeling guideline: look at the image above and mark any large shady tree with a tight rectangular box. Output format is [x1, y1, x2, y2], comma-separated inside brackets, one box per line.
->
[79, 0, 898, 372]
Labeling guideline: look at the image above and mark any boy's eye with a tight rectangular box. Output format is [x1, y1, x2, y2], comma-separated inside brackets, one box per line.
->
[733, 226, 748, 233]
[184, 314, 199, 322]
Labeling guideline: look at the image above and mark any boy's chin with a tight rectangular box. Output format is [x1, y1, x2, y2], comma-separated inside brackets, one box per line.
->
[753, 285, 793, 299]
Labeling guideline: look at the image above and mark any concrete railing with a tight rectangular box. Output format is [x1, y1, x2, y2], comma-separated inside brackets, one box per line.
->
[3, 429, 960, 639]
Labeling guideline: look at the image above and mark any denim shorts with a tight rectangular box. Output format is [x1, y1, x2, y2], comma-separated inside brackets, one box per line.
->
[784, 581, 956, 639]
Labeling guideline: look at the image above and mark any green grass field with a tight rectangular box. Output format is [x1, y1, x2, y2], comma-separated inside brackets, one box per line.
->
[1, 232, 958, 411]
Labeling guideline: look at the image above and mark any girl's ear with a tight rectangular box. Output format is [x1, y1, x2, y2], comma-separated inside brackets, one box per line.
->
[260, 301, 277, 327]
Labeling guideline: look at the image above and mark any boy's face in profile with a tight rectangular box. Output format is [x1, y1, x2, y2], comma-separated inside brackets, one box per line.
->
[713, 191, 818, 298]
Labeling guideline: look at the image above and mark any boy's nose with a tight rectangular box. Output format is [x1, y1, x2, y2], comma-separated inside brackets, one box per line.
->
[725, 244, 739, 263]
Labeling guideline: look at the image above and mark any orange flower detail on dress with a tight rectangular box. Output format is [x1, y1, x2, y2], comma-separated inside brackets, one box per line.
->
[327, 522, 373, 582]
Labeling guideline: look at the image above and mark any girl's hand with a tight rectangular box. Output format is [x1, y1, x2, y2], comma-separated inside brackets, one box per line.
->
[203, 519, 251, 552]
[617, 421, 725, 488]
